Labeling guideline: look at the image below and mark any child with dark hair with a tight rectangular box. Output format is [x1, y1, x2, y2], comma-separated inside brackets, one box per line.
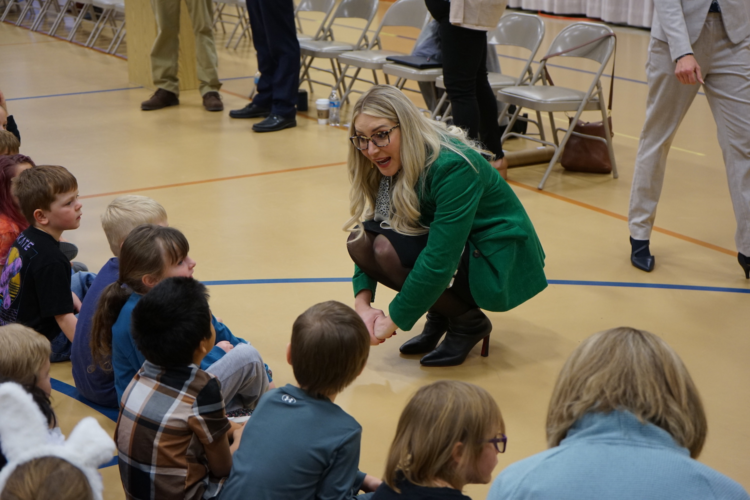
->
[0, 154, 34, 273]
[221, 301, 381, 500]
[116, 277, 243, 500]
[0, 165, 82, 362]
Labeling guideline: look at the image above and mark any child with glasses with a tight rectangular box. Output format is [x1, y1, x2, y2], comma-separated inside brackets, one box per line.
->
[372, 380, 506, 500]
[220, 301, 382, 500]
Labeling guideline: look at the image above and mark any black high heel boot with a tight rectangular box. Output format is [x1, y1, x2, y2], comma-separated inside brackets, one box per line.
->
[399, 312, 449, 355]
[420, 309, 492, 367]
[739, 253, 750, 279]
[630, 237, 655, 272]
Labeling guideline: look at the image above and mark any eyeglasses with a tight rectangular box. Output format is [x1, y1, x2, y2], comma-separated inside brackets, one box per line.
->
[349, 125, 400, 150]
[486, 434, 507, 453]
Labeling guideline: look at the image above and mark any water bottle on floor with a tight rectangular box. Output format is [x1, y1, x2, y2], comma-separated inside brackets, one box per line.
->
[328, 89, 341, 126]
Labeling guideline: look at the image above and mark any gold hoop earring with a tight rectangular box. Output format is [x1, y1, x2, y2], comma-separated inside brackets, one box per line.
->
[370, 163, 374, 169]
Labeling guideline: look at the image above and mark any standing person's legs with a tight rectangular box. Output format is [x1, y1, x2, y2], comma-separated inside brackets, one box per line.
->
[474, 42, 504, 159]
[259, 0, 299, 118]
[426, 0, 488, 148]
[185, 0, 222, 96]
[700, 17, 750, 260]
[150, 0, 182, 95]
[246, 0, 275, 111]
[628, 38, 701, 242]
[205, 343, 269, 411]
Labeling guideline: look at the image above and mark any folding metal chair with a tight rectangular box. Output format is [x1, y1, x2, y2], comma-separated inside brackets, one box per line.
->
[65, 0, 96, 42]
[334, 0, 429, 105]
[295, 0, 335, 43]
[298, 0, 379, 95]
[496, 22, 618, 190]
[432, 12, 545, 124]
[106, 0, 126, 54]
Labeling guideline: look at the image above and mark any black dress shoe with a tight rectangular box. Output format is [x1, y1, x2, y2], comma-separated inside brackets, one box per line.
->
[739, 252, 750, 279]
[630, 236, 655, 272]
[252, 114, 297, 133]
[399, 312, 448, 355]
[229, 103, 271, 119]
[420, 309, 492, 367]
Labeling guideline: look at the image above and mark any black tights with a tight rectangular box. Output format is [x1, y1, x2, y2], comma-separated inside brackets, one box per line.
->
[347, 231, 475, 318]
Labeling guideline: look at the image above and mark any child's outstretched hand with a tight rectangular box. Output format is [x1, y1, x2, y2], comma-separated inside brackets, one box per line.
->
[216, 341, 233, 353]
[361, 474, 383, 493]
[373, 315, 397, 344]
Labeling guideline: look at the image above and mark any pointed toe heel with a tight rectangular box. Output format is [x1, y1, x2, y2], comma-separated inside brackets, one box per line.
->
[419, 309, 492, 367]
[399, 312, 449, 355]
[739, 253, 750, 279]
[630, 237, 655, 272]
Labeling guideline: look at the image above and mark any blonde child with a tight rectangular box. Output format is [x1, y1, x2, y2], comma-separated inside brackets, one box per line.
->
[0, 130, 19, 155]
[90, 224, 269, 410]
[71, 195, 168, 408]
[372, 381, 506, 499]
[0, 324, 58, 470]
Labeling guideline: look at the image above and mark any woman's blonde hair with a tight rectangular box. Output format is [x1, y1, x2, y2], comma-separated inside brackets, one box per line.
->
[384, 380, 503, 491]
[0, 457, 93, 500]
[546, 327, 707, 457]
[0, 324, 50, 386]
[344, 85, 484, 238]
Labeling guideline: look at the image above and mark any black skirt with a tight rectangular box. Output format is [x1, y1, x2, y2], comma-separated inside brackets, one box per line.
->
[362, 220, 476, 307]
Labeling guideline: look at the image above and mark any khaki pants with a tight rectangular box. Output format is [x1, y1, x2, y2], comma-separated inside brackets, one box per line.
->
[628, 14, 750, 254]
[149, 0, 221, 96]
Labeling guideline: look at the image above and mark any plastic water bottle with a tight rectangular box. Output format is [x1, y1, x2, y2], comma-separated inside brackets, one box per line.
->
[328, 89, 341, 126]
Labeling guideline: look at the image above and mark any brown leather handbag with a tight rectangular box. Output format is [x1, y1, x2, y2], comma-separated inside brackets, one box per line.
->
[543, 34, 617, 174]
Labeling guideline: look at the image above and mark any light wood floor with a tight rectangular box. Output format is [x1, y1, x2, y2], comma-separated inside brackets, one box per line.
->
[1, 4, 748, 498]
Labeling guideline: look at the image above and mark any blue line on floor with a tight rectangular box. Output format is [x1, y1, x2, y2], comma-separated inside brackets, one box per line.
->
[50, 378, 119, 421]
[50, 379, 120, 468]
[7, 86, 144, 101]
[202, 277, 749, 294]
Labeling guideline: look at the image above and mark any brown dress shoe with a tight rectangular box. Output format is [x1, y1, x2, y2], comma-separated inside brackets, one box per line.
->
[203, 91, 224, 112]
[141, 89, 179, 110]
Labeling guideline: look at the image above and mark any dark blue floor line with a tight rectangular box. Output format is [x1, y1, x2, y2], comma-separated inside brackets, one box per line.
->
[50, 378, 119, 421]
[49, 379, 120, 468]
[202, 277, 750, 294]
[7, 86, 144, 101]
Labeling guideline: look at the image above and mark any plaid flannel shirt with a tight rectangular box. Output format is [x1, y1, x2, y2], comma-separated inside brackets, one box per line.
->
[115, 361, 231, 500]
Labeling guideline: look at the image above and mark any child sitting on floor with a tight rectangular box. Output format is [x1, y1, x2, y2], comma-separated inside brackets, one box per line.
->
[0, 381, 115, 500]
[372, 381, 505, 500]
[116, 277, 244, 500]
[0, 130, 19, 155]
[0, 165, 82, 362]
[90, 224, 270, 410]
[0, 154, 34, 274]
[0, 324, 59, 471]
[71, 195, 168, 408]
[220, 300, 381, 500]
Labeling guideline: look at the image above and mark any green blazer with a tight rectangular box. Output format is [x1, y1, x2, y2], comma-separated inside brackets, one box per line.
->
[353, 144, 547, 331]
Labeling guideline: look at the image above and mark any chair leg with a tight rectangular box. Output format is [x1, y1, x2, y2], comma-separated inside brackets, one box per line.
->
[538, 107, 586, 190]
[1, 0, 20, 23]
[48, 0, 72, 36]
[431, 91, 449, 120]
[30, 0, 53, 32]
[15, 0, 35, 26]
[299, 55, 315, 93]
[548, 112, 559, 146]
[67, 3, 92, 42]
[339, 65, 359, 105]
[598, 88, 618, 179]
[536, 110, 546, 142]
[108, 25, 125, 54]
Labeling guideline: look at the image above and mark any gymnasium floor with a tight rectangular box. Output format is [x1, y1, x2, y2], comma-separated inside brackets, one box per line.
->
[1, 3, 748, 498]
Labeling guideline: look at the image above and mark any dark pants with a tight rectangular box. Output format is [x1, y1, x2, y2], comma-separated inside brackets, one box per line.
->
[245, 0, 300, 118]
[425, 0, 503, 158]
[50, 330, 72, 363]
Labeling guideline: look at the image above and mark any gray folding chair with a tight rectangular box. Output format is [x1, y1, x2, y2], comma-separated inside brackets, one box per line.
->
[334, 0, 429, 105]
[432, 12, 545, 124]
[295, 0, 335, 43]
[497, 22, 618, 190]
[298, 0, 379, 95]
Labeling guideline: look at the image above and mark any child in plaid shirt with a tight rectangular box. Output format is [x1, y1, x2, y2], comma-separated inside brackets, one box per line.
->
[115, 277, 243, 500]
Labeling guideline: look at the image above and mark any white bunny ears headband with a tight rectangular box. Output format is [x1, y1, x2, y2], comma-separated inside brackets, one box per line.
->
[0, 382, 116, 500]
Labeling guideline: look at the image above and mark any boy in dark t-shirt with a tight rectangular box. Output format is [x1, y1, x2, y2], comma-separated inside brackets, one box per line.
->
[0, 165, 82, 362]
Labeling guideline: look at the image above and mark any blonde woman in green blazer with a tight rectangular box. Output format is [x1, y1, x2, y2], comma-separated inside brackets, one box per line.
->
[345, 85, 547, 367]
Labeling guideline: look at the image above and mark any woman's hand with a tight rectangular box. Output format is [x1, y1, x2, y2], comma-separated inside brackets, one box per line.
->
[355, 290, 386, 344]
[373, 315, 397, 343]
